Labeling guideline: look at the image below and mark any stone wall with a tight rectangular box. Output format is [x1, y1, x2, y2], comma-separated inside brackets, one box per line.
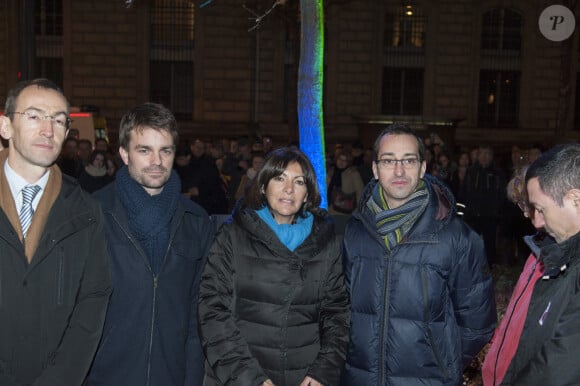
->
[0, 0, 577, 148]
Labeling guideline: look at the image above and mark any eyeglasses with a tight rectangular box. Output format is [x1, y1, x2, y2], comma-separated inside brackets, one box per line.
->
[11, 110, 71, 131]
[375, 157, 420, 169]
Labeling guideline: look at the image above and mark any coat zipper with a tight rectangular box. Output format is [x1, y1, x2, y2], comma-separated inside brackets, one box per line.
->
[379, 248, 391, 386]
[56, 251, 64, 306]
[111, 214, 157, 386]
[145, 276, 158, 386]
[110, 211, 180, 386]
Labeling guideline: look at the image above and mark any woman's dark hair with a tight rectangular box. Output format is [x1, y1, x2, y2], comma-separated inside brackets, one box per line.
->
[245, 147, 321, 217]
[89, 150, 108, 166]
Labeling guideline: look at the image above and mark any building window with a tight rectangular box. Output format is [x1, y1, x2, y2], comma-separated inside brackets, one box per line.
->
[382, 3, 425, 115]
[34, 0, 63, 85]
[35, 58, 63, 88]
[478, 70, 520, 127]
[150, 61, 194, 118]
[478, 8, 522, 127]
[35, 0, 62, 36]
[382, 68, 423, 115]
[150, 0, 195, 119]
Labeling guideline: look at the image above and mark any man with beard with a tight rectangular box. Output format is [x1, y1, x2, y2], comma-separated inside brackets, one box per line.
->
[87, 103, 214, 385]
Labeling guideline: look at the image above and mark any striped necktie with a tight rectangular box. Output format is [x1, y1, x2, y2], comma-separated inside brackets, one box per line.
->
[20, 185, 41, 238]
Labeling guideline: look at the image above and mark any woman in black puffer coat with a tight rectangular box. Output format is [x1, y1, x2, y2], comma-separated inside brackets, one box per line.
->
[198, 147, 350, 386]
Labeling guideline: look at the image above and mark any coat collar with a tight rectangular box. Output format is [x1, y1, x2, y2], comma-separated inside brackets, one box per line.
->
[537, 231, 580, 280]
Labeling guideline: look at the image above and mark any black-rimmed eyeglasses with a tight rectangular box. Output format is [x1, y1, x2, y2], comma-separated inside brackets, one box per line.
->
[375, 157, 420, 169]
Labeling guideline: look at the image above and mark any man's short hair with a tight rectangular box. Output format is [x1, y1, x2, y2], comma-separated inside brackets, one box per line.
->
[526, 143, 580, 206]
[373, 123, 425, 162]
[4, 78, 70, 120]
[118, 103, 178, 150]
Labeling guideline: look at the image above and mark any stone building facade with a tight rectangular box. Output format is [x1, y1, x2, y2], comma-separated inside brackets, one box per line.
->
[0, 0, 578, 152]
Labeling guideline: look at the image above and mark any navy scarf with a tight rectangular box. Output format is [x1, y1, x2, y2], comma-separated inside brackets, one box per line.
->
[115, 166, 181, 274]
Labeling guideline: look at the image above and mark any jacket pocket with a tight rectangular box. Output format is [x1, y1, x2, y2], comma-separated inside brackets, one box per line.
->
[426, 326, 449, 379]
[56, 253, 64, 306]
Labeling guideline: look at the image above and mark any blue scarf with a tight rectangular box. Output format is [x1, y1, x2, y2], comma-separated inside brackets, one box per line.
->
[115, 166, 181, 274]
[256, 206, 313, 252]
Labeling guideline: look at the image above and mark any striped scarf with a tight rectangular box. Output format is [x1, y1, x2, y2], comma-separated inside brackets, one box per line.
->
[367, 180, 429, 250]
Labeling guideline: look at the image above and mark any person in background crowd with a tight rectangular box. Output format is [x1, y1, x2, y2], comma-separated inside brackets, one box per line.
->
[236, 136, 253, 167]
[423, 146, 436, 174]
[105, 155, 117, 178]
[527, 143, 543, 163]
[357, 146, 374, 184]
[251, 137, 264, 152]
[483, 143, 580, 385]
[188, 137, 229, 214]
[78, 138, 93, 166]
[93, 137, 120, 177]
[77, 150, 114, 193]
[327, 149, 364, 215]
[87, 103, 214, 385]
[199, 147, 350, 386]
[351, 141, 365, 167]
[341, 123, 496, 386]
[434, 151, 455, 186]
[0, 78, 111, 386]
[450, 151, 470, 202]
[470, 147, 479, 166]
[173, 142, 196, 197]
[67, 127, 80, 140]
[234, 151, 265, 201]
[57, 136, 83, 178]
[462, 144, 507, 267]
[262, 134, 273, 155]
[94, 137, 109, 153]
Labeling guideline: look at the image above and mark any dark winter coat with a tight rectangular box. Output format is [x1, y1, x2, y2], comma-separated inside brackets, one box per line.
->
[462, 163, 506, 219]
[0, 176, 111, 386]
[341, 175, 496, 386]
[500, 231, 580, 385]
[86, 183, 214, 386]
[198, 206, 350, 386]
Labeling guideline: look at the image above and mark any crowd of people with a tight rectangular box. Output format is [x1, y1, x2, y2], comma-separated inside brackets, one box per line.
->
[1, 78, 580, 386]
[55, 116, 540, 270]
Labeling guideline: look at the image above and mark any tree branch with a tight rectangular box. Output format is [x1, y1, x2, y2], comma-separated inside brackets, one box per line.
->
[243, 0, 287, 32]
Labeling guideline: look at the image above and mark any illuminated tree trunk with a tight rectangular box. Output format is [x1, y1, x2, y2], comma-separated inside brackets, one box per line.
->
[298, 0, 327, 208]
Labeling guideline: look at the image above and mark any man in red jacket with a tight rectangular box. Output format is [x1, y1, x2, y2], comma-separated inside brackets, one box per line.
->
[484, 143, 580, 385]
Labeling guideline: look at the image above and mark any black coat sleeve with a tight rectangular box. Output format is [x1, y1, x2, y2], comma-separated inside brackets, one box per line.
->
[198, 227, 270, 386]
[306, 236, 351, 386]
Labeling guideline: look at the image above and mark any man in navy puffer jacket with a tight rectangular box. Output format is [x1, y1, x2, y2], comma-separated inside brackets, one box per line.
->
[341, 124, 496, 386]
